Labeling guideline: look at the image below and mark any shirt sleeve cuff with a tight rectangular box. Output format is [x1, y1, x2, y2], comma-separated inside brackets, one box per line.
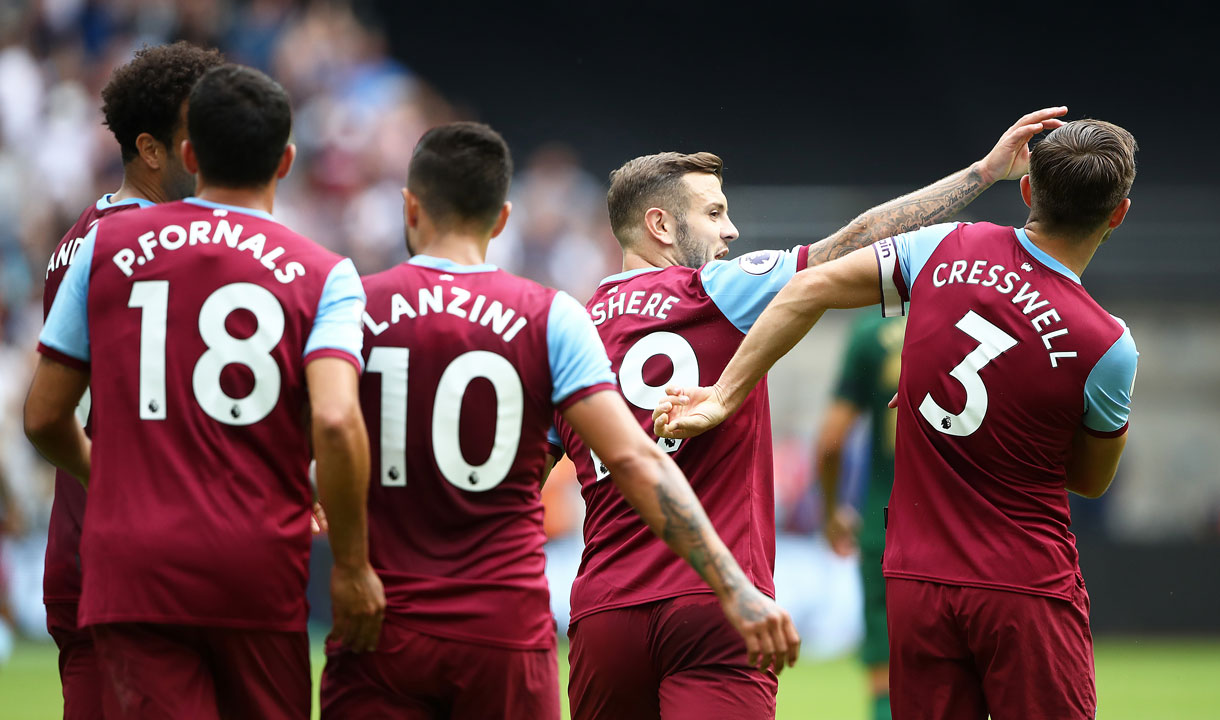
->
[796, 244, 812, 272]
[37, 343, 90, 372]
[545, 440, 565, 461]
[555, 382, 618, 413]
[1084, 421, 1128, 439]
[304, 348, 363, 374]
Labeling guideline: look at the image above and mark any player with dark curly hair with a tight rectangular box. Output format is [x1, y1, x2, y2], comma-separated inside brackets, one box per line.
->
[40, 40, 223, 720]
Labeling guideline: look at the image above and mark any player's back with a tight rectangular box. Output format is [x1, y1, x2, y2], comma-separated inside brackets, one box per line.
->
[557, 262, 783, 624]
[71, 198, 358, 630]
[879, 222, 1137, 600]
[359, 256, 593, 650]
[42, 194, 152, 607]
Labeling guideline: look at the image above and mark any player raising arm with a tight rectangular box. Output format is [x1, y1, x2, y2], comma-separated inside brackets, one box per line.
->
[26, 65, 382, 720]
[657, 119, 1139, 720]
[552, 106, 1066, 720]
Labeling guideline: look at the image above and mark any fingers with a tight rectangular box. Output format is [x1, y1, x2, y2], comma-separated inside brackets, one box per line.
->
[888, 393, 898, 409]
[744, 629, 761, 669]
[783, 616, 801, 668]
[755, 621, 779, 674]
[652, 410, 670, 437]
[1012, 106, 1068, 130]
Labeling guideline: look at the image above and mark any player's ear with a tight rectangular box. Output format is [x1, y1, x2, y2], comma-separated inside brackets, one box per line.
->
[135, 132, 163, 171]
[1108, 197, 1131, 229]
[489, 201, 512, 239]
[275, 143, 296, 180]
[643, 207, 671, 246]
[181, 139, 199, 175]
[1020, 175, 1033, 208]
[403, 188, 421, 229]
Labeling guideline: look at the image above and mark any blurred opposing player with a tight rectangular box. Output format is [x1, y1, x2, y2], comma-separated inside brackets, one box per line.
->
[39, 41, 222, 720]
[25, 65, 384, 719]
[553, 107, 1067, 720]
[656, 118, 1139, 720]
[320, 122, 794, 720]
[815, 313, 905, 720]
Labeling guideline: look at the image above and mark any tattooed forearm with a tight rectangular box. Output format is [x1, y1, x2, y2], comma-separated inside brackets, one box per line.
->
[652, 458, 752, 601]
[806, 163, 990, 266]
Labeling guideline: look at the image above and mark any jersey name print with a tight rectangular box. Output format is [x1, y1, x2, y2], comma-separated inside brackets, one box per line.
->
[39, 197, 364, 631]
[359, 256, 613, 650]
[874, 222, 1138, 599]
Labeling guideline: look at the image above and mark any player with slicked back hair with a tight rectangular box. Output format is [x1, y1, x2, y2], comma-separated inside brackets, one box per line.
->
[40, 40, 222, 720]
[655, 117, 1139, 720]
[551, 108, 1069, 720]
[320, 121, 797, 720]
[27, 64, 384, 720]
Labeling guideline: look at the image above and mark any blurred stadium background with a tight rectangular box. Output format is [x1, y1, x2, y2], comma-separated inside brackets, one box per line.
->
[0, 1, 1216, 718]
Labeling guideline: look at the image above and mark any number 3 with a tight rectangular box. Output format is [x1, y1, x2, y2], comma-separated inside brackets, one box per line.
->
[919, 310, 1017, 437]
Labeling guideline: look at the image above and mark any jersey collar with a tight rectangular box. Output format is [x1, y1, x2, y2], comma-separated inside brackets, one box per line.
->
[184, 197, 278, 223]
[598, 267, 664, 286]
[1014, 228, 1081, 285]
[408, 254, 498, 274]
[97, 194, 155, 212]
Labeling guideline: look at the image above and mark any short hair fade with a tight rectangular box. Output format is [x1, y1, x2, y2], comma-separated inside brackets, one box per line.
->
[607, 152, 724, 246]
[407, 122, 513, 229]
[101, 41, 225, 163]
[1029, 119, 1138, 233]
[187, 64, 292, 189]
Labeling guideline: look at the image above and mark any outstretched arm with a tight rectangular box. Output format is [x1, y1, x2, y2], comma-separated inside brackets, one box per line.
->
[656, 248, 882, 438]
[563, 389, 801, 674]
[805, 106, 1068, 265]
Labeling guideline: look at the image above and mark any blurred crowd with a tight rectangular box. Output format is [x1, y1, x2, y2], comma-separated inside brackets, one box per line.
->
[0, 0, 627, 642]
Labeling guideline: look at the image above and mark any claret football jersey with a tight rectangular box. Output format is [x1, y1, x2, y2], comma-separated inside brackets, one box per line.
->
[39, 197, 365, 631]
[872, 222, 1138, 600]
[42, 194, 153, 608]
[553, 244, 817, 624]
[359, 255, 615, 650]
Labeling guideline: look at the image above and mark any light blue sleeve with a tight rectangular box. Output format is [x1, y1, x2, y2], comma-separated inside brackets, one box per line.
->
[304, 258, 367, 369]
[893, 223, 961, 291]
[546, 425, 563, 450]
[39, 225, 96, 363]
[698, 247, 802, 333]
[1082, 323, 1138, 434]
[548, 291, 615, 406]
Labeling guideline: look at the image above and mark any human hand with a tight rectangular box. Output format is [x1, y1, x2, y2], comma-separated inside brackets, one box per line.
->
[652, 384, 731, 439]
[978, 106, 1068, 183]
[720, 586, 801, 675]
[311, 502, 329, 535]
[330, 563, 386, 653]
[824, 505, 860, 558]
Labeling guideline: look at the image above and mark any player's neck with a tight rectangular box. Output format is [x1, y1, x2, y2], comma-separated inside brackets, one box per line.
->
[196, 184, 276, 216]
[1022, 222, 1102, 278]
[110, 168, 167, 205]
[622, 248, 674, 272]
[411, 233, 489, 266]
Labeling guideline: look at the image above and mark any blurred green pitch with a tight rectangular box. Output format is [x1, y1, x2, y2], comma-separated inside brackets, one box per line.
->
[1, 637, 1217, 719]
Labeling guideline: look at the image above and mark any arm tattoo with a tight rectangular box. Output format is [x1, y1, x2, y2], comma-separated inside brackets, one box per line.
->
[653, 460, 767, 621]
[806, 165, 989, 266]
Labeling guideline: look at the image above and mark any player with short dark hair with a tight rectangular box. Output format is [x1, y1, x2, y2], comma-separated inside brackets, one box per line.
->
[26, 64, 384, 720]
[655, 117, 1138, 720]
[41, 40, 223, 720]
[554, 108, 1068, 719]
[319, 121, 796, 720]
